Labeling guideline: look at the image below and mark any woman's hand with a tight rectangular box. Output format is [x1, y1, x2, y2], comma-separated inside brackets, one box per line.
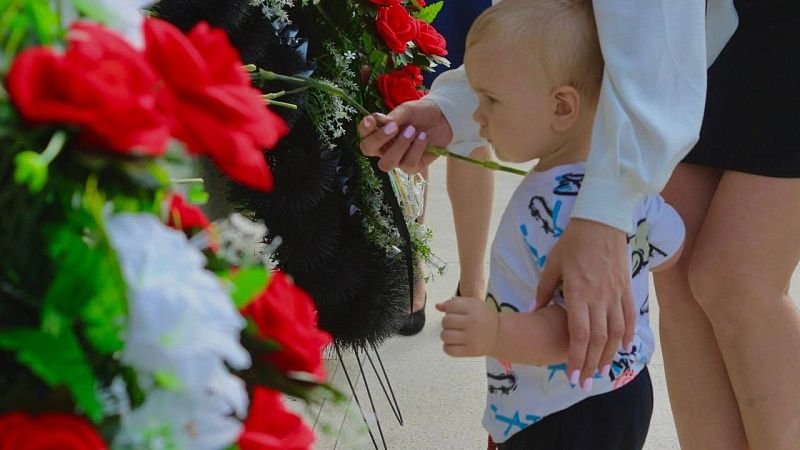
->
[357, 98, 453, 174]
[535, 219, 636, 390]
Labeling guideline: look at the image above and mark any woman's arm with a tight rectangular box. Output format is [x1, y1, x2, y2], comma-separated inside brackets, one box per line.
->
[574, 0, 737, 231]
[424, 65, 488, 157]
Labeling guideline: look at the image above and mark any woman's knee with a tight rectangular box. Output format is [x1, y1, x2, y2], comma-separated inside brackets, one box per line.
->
[686, 252, 775, 324]
[653, 249, 702, 315]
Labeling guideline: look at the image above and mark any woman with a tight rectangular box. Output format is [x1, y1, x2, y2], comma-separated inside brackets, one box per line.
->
[654, 1, 800, 447]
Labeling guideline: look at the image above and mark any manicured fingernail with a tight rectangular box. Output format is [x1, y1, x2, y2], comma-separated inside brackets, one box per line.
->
[402, 125, 416, 139]
[625, 342, 634, 353]
[570, 370, 580, 385]
[582, 377, 593, 392]
[418, 131, 427, 141]
[383, 122, 398, 135]
[602, 364, 611, 376]
[363, 116, 374, 128]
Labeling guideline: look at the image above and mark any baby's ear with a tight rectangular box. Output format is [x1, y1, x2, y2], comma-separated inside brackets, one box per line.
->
[551, 85, 581, 132]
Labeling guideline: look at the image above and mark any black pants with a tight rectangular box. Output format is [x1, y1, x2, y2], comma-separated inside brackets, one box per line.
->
[498, 368, 653, 450]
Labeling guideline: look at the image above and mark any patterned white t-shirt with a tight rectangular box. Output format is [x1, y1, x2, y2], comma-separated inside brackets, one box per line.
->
[483, 162, 685, 443]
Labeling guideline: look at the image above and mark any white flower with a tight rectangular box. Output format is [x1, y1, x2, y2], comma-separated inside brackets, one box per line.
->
[213, 213, 270, 266]
[106, 213, 250, 442]
[114, 390, 243, 450]
[51, 0, 155, 48]
[99, 376, 132, 418]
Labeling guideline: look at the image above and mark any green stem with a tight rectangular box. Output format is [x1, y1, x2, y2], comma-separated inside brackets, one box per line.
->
[171, 178, 205, 185]
[264, 90, 286, 99]
[283, 86, 311, 96]
[259, 70, 527, 176]
[423, 146, 527, 176]
[263, 98, 298, 110]
[261, 70, 370, 115]
[55, 0, 64, 36]
[41, 130, 67, 164]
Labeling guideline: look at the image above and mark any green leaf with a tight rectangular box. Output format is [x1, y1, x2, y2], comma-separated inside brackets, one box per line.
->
[5, 13, 31, 62]
[431, 54, 451, 68]
[0, 327, 104, 422]
[413, 1, 444, 23]
[80, 283, 126, 354]
[242, 327, 281, 353]
[43, 208, 127, 354]
[72, 0, 114, 23]
[368, 48, 385, 66]
[361, 31, 373, 53]
[27, 0, 59, 44]
[392, 52, 410, 67]
[225, 267, 270, 308]
[187, 183, 209, 205]
[13, 150, 48, 193]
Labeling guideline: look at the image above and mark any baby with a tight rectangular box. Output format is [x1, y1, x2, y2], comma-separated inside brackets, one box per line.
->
[436, 1, 685, 448]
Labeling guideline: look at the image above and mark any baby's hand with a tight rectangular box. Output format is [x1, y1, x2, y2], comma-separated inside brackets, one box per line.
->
[436, 296, 499, 358]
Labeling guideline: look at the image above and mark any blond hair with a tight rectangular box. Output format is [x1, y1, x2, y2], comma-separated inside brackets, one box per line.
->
[466, 0, 604, 100]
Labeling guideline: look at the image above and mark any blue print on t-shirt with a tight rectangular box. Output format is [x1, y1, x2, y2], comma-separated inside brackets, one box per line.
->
[491, 404, 542, 437]
[520, 224, 547, 268]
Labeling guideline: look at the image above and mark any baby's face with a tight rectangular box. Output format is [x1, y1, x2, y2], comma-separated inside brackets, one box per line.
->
[465, 38, 557, 163]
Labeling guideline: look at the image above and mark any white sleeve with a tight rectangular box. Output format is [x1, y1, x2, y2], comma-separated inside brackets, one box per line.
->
[424, 65, 489, 157]
[573, 0, 735, 233]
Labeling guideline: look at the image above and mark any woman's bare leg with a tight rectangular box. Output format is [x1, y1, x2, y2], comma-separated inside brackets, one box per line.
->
[689, 171, 800, 449]
[447, 144, 495, 299]
[412, 166, 430, 313]
[654, 164, 749, 449]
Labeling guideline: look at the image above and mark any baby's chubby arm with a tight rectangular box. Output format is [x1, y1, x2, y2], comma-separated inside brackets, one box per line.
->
[436, 297, 569, 366]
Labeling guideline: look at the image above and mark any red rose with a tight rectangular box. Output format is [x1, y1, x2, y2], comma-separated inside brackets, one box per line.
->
[238, 387, 315, 450]
[143, 19, 288, 192]
[376, 5, 418, 54]
[417, 0, 427, 6]
[0, 412, 107, 450]
[6, 22, 170, 155]
[402, 65, 424, 87]
[414, 20, 448, 56]
[368, 0, 401, 5]
[241, 272, 332, 381]
[376, 68, 426, 110]
[166, 193, 210, 230]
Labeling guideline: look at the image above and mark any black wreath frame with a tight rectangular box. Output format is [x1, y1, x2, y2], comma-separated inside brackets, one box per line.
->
[154, 0, 414, 348]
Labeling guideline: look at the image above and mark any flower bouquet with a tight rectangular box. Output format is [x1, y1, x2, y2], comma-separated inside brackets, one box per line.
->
[0, 2, 335, 448]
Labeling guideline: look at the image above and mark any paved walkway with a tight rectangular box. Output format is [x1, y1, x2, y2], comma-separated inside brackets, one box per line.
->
[295, 159, 800, 449]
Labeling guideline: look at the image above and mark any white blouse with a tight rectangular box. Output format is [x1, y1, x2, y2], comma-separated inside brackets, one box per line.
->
[425, 0, 739, 232]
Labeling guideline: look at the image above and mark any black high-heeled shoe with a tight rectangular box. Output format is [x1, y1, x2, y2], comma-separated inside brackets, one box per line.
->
[398, 293, 426, 336]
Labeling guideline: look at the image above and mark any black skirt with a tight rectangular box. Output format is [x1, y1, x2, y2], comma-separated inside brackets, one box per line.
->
[683, 0, 800, 177]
